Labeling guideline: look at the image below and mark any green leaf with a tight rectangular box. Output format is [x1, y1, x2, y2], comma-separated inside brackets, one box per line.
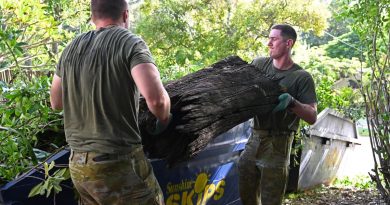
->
[46, 183, 53, 198]
[54, 168, 66, 177]
[53, 183, 62, 194]
[48, 161, 55, 171]
[15, 42, 28, 47]
[44, 162, 49, 178]
[28, 182, 43, 198]
[40, 180, 49, 195]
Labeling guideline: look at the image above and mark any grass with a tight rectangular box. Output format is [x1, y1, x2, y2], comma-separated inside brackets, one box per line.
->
[332, 175, 375, 189]
[358, 127, 369, 137]
[284, 175, 375, 200]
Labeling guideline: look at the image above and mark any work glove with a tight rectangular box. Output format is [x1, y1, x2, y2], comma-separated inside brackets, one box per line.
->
[147, 113, 173, 136]
[272, 93, 296, 113]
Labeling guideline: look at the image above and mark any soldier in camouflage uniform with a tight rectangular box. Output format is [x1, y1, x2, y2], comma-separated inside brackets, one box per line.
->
[50, 0, 171, 204]
[238, 24, 318, 205]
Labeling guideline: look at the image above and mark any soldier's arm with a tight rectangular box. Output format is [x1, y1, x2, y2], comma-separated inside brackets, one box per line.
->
[50, 74, 63, 110]
[132, 63, 171, 125]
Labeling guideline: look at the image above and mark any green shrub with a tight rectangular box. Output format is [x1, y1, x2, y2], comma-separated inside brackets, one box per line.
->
[0, 75, 63, 182]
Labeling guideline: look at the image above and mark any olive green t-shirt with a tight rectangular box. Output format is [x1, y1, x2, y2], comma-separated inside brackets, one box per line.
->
[251, 57, 317, 132]
[56, 25, 154, 154]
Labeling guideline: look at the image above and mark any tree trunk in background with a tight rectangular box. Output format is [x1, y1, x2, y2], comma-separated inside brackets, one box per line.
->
[139, 56, 282, 165]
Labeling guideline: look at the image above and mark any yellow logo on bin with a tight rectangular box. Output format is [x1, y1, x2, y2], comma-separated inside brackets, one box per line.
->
[166, 172, 226, 205]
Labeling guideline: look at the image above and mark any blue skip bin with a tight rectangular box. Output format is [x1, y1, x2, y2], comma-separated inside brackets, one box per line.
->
[0, 122, 251, 205]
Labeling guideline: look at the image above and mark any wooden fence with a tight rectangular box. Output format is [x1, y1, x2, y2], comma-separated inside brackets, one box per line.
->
[0, 69, 51, 103]
[0, 69, 51, 84]
[0, 69, 12, 84]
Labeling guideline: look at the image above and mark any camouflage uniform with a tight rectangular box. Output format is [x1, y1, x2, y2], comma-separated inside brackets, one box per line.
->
[238, 130, 294, 205]
[56, 25, 165, 204]
[69, 146, 164, 205]
[238, 57, 317, 205]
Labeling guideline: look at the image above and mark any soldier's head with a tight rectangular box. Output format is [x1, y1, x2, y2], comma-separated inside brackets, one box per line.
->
[91, 0, 129, 28]
[267, 24, 297, 59]
[271, 24, 297, 46]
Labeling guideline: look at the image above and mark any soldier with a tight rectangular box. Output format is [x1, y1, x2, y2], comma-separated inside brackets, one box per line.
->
[238, 24, 317, 205]
[50, 0, 171, 204]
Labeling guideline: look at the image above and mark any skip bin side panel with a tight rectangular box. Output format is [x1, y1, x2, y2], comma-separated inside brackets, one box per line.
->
[298, 136, 348, 190]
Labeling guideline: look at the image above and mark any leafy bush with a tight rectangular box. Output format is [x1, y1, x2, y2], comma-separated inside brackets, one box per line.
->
[0, 0, 91, 72]
[299, 47, 364, 120]
[0, 75, 63, 183]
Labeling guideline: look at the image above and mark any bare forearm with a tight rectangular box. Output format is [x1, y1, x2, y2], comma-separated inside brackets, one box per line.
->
[132, 63, 172, 124]
[50, 74, 63, 110]
[146, 89, 171, 124]
[290, 101, 317, 125]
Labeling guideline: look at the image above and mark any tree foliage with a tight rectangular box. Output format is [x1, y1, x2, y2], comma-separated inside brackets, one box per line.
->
[0, 0, 89, 183]
[0, 0, 90, 81]
[135, 0, 330, 80]
[299, 47, 364, 120]
[301, 0, 352, 47]
[324, 32, 362, 60]
[339, 0, 390, 201]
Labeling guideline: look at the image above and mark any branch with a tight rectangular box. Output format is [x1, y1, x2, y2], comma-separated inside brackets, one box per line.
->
[22, 38, 52, 50]
[0, 39, 56, 59]
[5, 64, 56, 70]
[38, 119, 63, 131]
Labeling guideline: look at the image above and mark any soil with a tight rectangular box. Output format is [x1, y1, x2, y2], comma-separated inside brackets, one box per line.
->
[283, 186, 386, 205]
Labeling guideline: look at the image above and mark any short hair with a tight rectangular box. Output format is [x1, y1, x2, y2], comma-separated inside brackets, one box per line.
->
[91, 0, 128, 21]
[271, 24, 297, 44]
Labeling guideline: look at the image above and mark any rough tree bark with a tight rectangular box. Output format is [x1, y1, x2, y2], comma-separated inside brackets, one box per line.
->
[139, 56, 282, 165]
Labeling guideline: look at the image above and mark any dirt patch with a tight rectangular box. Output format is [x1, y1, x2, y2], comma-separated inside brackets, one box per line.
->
[283, 186, 385, 205]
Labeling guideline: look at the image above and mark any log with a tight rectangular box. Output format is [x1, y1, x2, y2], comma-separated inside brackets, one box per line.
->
[139, 56, 282, 165]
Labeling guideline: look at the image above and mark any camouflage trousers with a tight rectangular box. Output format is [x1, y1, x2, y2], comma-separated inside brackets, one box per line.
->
[238, 129, 294, 205]
[69, 146, 164, 205]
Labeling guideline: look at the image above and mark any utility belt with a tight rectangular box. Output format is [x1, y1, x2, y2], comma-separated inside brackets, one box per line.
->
[69, 145, 144, 163]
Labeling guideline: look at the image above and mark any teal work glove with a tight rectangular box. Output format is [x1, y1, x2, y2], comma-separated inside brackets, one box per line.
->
[148, 113, 173, 136]
[272, 93, 296, 113]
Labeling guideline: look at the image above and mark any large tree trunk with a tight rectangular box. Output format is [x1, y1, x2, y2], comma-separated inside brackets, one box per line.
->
[139, 56, 281, 165]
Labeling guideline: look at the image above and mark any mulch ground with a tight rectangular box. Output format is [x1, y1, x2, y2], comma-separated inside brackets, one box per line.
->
[283, 186, 386, 205]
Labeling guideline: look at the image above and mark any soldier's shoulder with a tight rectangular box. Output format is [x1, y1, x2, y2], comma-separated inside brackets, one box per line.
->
[251, 57, 272, 69]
